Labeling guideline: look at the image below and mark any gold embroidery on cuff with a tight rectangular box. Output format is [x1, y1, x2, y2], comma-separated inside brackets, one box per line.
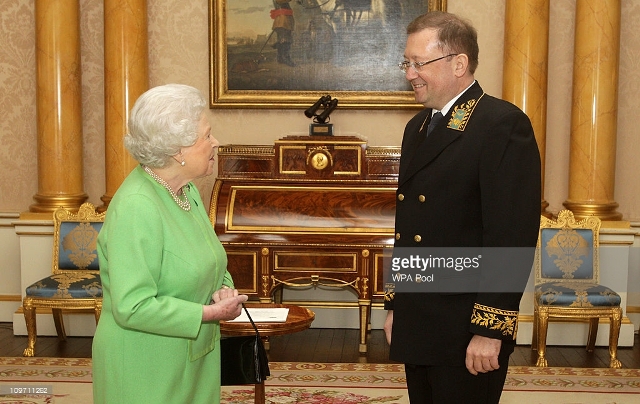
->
[470, 303, 518, 338]
[384, 283, 395, 301]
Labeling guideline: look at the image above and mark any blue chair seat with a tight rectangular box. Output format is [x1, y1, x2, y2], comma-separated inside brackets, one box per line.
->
[535, 281, 621, 307]
[25, 273, 102, 299]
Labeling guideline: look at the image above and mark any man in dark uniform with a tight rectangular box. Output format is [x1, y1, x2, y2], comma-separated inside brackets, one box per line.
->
[383, 11, 541, 404]
[271, 0, 295, 66]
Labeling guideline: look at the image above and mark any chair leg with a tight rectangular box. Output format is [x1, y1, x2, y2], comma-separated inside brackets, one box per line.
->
[531, 305, 538, 350]
[535, 308, 549, 367]
[608, 307, 622, 368]
[586, 317, 599, 352]
[52, 308, 67, 341]
[22, 299, 37, 357]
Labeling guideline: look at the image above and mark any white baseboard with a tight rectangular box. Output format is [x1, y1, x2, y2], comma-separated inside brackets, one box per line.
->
[0, 298, 21, 322]
[296, 305, 387, 330]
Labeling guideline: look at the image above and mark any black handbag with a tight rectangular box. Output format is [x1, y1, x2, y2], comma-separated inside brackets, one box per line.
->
[220, 304, 270, 385]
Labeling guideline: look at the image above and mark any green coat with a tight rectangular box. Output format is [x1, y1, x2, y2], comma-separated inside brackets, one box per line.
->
[92, 166, 233, 404]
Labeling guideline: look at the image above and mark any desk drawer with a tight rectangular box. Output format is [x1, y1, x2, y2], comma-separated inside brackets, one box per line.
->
[274, 251, 357, 273]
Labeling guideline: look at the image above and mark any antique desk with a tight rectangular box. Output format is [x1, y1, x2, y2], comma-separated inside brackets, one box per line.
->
[209, 135, 399, 353]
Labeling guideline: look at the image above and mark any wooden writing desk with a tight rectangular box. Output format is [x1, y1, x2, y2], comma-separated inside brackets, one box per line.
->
[210, 135, 399, 353]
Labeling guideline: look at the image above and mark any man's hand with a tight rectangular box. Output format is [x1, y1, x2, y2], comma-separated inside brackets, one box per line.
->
[465, 334, 502, 375]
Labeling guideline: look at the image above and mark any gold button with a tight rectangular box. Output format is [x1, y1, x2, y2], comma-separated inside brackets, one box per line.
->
[395, 233, 401, 240]
[414, 235, 422, 242]
[398, 194, 404, 201]
[418, 195, 426, 202]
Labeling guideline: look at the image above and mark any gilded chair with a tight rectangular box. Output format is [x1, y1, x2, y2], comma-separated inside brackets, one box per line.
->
[532, 210, 622, 368]
[22, 202, 105, 357]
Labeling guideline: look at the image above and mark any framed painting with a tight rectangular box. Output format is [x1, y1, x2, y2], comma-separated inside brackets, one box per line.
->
[209, 0, 447, 109]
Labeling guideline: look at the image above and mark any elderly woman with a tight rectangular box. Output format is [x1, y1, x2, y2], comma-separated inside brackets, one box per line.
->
[92, 84, 247, 404]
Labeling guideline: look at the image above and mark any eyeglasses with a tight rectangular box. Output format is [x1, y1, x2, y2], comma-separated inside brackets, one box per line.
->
[398, 54, 459, 73]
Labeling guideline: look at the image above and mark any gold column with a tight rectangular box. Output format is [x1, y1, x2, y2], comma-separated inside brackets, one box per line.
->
[30, 0, 87, 213]
[100, 0, 149, 210]
[502, 0, 550, 216]
[563, 0, 622, 220]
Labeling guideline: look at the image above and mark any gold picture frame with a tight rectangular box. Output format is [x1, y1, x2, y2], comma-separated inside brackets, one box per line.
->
[209, 0, 447, 109]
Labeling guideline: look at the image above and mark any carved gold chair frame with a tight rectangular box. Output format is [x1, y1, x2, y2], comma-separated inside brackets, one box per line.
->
[22, 202, 105, 356]
[532, 210, 622, 368]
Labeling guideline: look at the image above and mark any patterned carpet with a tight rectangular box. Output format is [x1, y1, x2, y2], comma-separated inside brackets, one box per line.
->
[502, 366, 640, 404]
[1, 357, 640, 403]
[224, 362, 409, 403]
[0, 357, 92, 404]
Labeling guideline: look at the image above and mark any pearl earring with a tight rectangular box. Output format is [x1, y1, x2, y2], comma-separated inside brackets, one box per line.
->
[181, 160, 185, 166]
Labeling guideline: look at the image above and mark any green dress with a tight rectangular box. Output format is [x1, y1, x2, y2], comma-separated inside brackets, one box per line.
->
[92, 166, 233, 404]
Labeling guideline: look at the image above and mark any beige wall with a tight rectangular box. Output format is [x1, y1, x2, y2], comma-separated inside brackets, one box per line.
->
[1, 0, 639, 220]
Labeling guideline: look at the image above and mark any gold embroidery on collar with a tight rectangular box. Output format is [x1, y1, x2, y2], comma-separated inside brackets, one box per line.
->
[447, 93, 485, 131]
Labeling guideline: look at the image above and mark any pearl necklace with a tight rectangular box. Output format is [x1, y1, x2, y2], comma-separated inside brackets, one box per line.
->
[143, 165, 191, 211]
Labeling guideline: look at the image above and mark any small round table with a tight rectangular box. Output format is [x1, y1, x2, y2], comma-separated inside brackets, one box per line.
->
[220, 303, 315, 404]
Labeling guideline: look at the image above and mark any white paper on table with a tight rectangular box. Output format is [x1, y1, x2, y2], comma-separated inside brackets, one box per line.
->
[228, 308, 289, 322]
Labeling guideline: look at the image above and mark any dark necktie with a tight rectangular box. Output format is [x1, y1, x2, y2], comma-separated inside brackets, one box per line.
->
[426, 111, 443, 137]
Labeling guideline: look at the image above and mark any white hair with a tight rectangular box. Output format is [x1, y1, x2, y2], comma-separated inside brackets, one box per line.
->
[124, 84, 207, 167]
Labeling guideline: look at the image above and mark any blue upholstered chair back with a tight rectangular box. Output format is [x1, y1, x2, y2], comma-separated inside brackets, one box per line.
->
[56, 221, 103, 271]
[52, 203, 106, 274]
[535, 210, 601, 285]
[539, 228, 595, 281]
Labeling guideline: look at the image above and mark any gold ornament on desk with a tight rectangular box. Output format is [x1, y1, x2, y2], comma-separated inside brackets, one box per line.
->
[307, 146, 332, 171]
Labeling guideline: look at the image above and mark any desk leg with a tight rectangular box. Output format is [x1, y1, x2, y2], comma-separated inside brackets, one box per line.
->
[261, 335, 270, 351]
[255, 382, 265, 404]
[358, 299, 371, 353]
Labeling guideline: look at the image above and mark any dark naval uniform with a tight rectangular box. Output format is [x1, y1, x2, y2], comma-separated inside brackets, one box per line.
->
[385, 81, 541, 400]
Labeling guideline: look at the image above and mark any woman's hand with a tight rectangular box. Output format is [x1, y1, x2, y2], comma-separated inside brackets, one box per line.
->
[202, 288, 248, 322]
